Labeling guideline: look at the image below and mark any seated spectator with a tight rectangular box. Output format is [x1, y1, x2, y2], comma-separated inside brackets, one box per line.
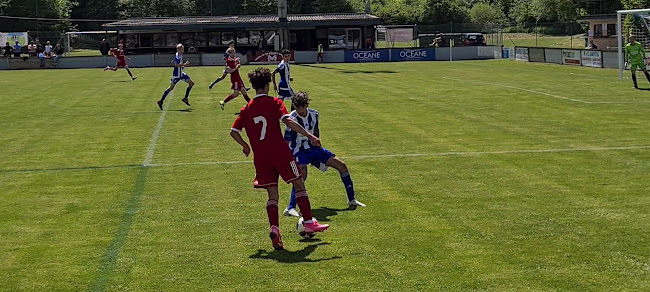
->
[53, 44, 64, 67]
[44, 41, 53, 57]
[13, 41, 21, 57]
[586, 40, 598, 50]
[28, 42, 36, 57]
[3, 42, 11, 57]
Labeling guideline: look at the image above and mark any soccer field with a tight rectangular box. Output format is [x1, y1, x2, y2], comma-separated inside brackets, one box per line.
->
[1, 60, 649, 291]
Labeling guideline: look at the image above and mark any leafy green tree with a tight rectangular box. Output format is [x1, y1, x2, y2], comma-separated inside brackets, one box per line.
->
[469, 2, 507, 24]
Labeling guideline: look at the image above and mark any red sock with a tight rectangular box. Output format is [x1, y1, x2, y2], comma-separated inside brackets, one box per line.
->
[243, 94, 251, 102]
[295, 190, 313, 220]
[266, 200, 279, 227]
[110, 67, 117, 71]
[223, 94, 236, 104]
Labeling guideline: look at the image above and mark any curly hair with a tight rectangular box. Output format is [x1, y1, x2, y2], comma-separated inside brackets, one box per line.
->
[248, 67, 272, 90]
[292, 91, 311, 108]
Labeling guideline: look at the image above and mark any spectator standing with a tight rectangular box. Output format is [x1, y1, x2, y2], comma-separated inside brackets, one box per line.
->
[38, 51, 45, 67]
[100, 39, 110, 56]
[3, 42, 11, 57]
[53, 44, 64, 67]
[317, 41, 324, 63]
[44, 41, 53, 57]
[28, 42, 36, 57]
[13, 41, 21, 57]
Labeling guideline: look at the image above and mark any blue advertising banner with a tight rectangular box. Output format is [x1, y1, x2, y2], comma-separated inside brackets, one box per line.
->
[344, 49, 390, 63]
[390, 48, 436, 61]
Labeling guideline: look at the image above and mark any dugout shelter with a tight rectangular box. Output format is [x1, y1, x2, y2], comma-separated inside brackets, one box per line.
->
[101, 13, 380, 54]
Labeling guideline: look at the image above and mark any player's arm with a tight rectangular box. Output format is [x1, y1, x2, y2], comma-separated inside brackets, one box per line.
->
[282, 117, 320, 146]
[272, 70, 279, 92]
[230, 129, 251, 157]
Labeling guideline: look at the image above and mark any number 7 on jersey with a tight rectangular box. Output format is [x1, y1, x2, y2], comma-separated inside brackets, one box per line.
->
[253, 116, 267, 141]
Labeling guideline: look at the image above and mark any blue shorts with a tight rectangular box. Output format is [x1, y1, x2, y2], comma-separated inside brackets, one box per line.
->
[295, 147, 335, 172]
[278, 86, 294, 100]
[171, 73, 191, 85]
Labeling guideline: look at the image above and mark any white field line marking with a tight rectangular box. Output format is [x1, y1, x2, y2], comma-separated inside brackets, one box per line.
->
[442, 76, 593, 104]
[143, 92, 172, 166]
[146, 145, 650, 168]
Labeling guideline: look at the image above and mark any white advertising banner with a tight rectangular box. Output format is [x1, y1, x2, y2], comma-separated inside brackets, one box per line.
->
[515, 47, 529, 61]
[0, 32, 29, 46]
[581, 50, 602, 68]
[386, 28, 414, 42]
[562, 49, 581, 66]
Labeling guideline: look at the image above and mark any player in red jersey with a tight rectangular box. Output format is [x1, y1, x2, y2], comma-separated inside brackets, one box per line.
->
[219, 48, 250, 110]
[230, 67, 330, 250]
[104, 44, 137, 81]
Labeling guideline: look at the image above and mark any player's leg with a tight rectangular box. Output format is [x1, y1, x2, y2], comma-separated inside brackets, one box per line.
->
[265, 186, 284, 250]
[124, 65, 136, 80]
[326, 156, 365, 208]
[284, 164, 307, 217]
[182, 77, 193, 106]
[220, 90, 240, 110]
[209, 69, 228, 89]
[631, 63, 639, 89]
[291, 179, 329, 233]
[240, 88, 251, 102]
[158, 83, 175, 110]
[642, 67, 650, 85]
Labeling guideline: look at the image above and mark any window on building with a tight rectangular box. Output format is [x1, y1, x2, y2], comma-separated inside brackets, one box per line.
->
[181, 33, 195, 46]
[195, 33, 207, 47]
[607, 24, 616, 37]
[250, 31, 262, 45]
[153, 34, 166, 47]
[328, 28, 346, 50]
[166, 33, 178, 47]
[222, 32, 234, 45]
[140, 34, 152, 47]
[124, 34, 138, 48]
[594, 24, 603, 37]
[209, 32, 221, 46]
[236, 31, 249, 45]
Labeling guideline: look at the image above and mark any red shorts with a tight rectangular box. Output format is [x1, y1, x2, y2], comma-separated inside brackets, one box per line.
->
[231, 77, 244, 91]
[253, 148, 302, 188]
[116, 60, 126, 68]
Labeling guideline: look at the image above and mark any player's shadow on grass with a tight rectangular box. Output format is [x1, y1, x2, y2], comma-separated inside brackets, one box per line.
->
[173, 109, 193, 112]
[297, 64, 397, 74]
[636, 88, 650, 91]
[249, 243, 341, 263]
[311, 207, 352, 222]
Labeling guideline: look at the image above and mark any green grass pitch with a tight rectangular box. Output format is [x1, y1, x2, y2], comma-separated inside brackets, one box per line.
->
[1, 60, 649, 291]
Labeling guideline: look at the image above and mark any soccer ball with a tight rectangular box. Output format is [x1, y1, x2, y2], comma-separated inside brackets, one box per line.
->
[296, 217, 316, 239]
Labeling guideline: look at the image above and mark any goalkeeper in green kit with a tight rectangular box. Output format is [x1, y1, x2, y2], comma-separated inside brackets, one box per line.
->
[625, 35, 650, 89]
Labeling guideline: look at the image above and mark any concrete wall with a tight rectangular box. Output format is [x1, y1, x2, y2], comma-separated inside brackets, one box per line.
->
[528, 48, 545, 62]
[0, 58, 8, 70]
[602, 51, 618, 68]
[58, 56, 108, 69]
[0, 47, 500, 70]
[545, 49, 563, 64]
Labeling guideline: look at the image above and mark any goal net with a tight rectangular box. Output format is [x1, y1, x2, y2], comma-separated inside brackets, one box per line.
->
[617, 9, 650, 78]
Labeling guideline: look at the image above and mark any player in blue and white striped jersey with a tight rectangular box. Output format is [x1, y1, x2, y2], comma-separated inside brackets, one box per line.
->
[272, 49, 295, 102]
[282, 92, 365, 217]
[157, 44, 193, 110]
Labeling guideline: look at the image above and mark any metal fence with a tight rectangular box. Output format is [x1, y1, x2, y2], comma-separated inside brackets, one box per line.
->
[375, 22, 587, 50]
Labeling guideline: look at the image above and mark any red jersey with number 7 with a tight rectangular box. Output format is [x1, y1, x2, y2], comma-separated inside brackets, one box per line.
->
[231, 94, 291, 155]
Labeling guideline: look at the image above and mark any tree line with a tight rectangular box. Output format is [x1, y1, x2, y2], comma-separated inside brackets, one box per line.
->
[1, 0, 650, 31]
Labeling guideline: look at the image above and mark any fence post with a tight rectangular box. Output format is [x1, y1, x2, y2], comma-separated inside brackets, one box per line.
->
[535, 21, 538, 47]
[449, 21, 453, 61]
[570, 23, 573, 49]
